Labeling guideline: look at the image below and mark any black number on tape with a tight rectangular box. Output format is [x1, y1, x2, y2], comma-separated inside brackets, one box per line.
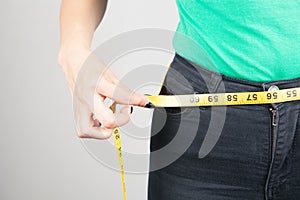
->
[227, 94, 238, 102]
[287, 90, 297, 98]
[247, 94, 258, 101]
[208, 95, 219, 102]
[267, 92, 278, 100]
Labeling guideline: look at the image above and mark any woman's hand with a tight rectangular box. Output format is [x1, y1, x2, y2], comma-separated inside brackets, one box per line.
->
[58, 45, 149, 139]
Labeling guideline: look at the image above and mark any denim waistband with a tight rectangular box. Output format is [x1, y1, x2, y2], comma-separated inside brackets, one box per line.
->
[173, 53, 300, 93]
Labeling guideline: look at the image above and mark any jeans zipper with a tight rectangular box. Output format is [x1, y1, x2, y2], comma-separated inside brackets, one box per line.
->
[270, 108, 278, 153]
[264, 107, 278, 200]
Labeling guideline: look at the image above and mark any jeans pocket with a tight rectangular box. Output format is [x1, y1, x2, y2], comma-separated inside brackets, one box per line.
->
[156, 85, 192, 116]
[157, 60, 212, 116]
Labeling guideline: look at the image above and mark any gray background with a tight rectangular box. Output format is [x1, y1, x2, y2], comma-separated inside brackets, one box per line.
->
[0, 1, 178, 199]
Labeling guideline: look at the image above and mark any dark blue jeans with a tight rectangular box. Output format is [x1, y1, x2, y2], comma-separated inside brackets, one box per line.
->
[148, 54, 300, 200]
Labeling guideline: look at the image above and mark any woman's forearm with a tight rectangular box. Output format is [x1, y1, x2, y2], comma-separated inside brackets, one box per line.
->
[59, 0, 107, 57]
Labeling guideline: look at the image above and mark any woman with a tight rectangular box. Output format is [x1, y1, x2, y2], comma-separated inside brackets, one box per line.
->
[58, 0, 300, 199]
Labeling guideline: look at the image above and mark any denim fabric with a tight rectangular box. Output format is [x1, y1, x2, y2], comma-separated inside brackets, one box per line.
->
[148, 54, 300, 200]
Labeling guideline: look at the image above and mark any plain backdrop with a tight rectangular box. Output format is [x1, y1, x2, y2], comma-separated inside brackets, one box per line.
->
[0, 0, 178, 200]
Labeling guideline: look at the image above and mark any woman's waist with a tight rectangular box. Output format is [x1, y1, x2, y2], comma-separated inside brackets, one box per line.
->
[163, 53, 300, 96]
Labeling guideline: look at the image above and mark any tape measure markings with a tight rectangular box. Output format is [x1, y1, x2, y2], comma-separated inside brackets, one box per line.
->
[147, 87, 300, 107]
[113, 127, 127, 200]
[110, 103, 127, 200]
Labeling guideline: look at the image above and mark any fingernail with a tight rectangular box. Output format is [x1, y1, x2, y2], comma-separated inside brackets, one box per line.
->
[145, 102, 155, 108]
[131, 106, 133, 114]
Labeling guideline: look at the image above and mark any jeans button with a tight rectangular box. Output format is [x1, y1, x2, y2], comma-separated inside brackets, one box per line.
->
[268, 85, 279, 91]
[268, 85, 279, 108]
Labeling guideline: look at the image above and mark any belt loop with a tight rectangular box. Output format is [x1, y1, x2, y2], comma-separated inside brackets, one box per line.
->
[207, 73, 222, 93]
[262, 82, 267, 91]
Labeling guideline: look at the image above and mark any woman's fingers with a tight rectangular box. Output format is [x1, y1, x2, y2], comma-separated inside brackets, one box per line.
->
[96, 70, 150, 107]
[69, 52, 149, 140]
[74, 95, 133, 140]
[93, 93, 117, 129]
[75, 105, 113, 139]
[92, 118, 101, 127]
[114, 105, 132, 127]
[93, 94, 132, 129]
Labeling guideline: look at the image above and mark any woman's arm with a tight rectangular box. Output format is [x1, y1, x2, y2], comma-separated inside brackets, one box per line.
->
[58, 0, 149, 139]
[58, 0, 107, 89]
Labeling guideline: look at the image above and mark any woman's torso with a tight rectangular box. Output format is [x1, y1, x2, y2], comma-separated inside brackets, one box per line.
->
[173, 0, 300, 82]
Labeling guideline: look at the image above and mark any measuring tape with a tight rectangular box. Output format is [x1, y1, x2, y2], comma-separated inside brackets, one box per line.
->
[110, 103, 127, 200]
[111, 86, 300, 200]
[147, 87, 300, 107]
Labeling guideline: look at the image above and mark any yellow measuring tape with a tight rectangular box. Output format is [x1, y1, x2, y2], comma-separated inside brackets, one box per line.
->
[110, 103, 127, 200]
[111, 86, 300, 200]
[147, 87, 300, 107]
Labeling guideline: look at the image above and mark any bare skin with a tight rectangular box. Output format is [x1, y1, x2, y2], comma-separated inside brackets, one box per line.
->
[58, 0, 150, 139]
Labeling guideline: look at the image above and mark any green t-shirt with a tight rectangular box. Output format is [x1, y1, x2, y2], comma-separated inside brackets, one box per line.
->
[173, 0, 300, 82]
